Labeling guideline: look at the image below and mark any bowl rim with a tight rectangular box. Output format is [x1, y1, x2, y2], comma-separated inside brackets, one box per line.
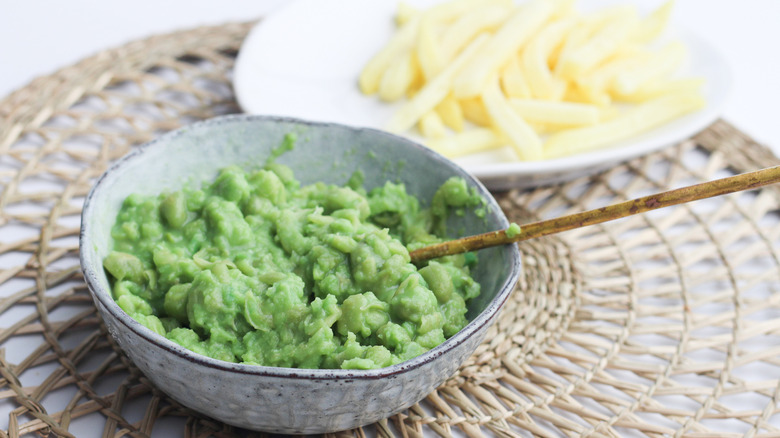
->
[79, 114, 522, 380]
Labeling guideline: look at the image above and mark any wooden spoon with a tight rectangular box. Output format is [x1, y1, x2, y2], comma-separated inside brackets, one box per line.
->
[409, 165, 780, 263]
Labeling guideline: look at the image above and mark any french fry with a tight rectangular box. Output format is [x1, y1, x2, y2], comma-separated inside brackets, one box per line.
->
[452, 0, 556, 98]
[608, 42, 645, 60]
[585, 4, 639, 31]
[361, 0, 703, 162]
[482, 78, 543, 160]
[510, 99, 600, 126]
[419, 111, 448, 139]
[395, 2, 419, 27]
[544, 92, 705, 158]
[613, 77, 705, 103]
[632, 0, 675, 44]
[359, 15, 421, 95]
[611, 42, 686, 95]
[417, 15, 445, 81]
[558, 9, 639, 80]
[405, 55, 424, 98]
[550, 0, 577, 19]
[436, 94, 465, 132]
[440, 4, 511, 62]
[523, 17, 575, 100]
[500, 56, 532, 99]
[387, 34, 489, 133]
[564, 83, 611, 106]
[427, 128, 504, 158]
[574, 50, 651, 99]
[427, 0, 511, 23]
[378, 53, 416, 102]
[551, 19, 591, 76]
[553, 5, 635, 75]
[526, 122, 555, 135]
[599, 105, 621, 122]
[374, 0, 501, 96]
[459, 97, 492, 127]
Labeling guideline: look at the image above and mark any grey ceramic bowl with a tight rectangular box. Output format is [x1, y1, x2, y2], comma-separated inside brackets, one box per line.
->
[80, 114, 521, 434]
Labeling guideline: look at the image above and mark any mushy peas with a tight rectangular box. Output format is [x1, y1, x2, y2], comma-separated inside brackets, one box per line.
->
[103, 139, 485, 369]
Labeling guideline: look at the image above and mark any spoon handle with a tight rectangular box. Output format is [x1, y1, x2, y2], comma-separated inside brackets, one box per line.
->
[409, 165, 780, 263]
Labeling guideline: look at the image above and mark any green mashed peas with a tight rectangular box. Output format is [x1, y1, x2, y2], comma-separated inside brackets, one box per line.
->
[104, 152, 485, 369]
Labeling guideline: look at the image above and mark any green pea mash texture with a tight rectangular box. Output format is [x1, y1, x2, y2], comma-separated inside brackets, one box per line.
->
[104, 157, 484, 369]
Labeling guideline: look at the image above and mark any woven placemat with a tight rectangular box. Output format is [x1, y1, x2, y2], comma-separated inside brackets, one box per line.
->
[2, 22, 780, 438]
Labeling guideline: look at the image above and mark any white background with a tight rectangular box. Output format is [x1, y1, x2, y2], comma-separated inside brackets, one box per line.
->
[2, 0, 780, 156]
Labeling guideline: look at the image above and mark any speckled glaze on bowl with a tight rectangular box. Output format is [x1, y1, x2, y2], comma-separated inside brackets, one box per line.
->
[79, 115, 521, 434]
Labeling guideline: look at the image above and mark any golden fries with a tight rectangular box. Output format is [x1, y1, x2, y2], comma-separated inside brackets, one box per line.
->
[632, 0, 675, 43]
[427, 128, 505, 158]
[452, 0, 556, 99]
[395, 2, 418, 26]
[510, 99, 600, 126]
[386, 34, 489, 133]
[544, 92, 706, 158]
[557, 7, 639, 80]
[378, 53, 416, 102]
[523, 17, 575, 100]
[436, 95, 465, 132]
[416, 15, 445, 81]
[614, 77, 705, 103]
[440, 4, 511, 62]
[501, 56, 532, 99]
[611, 42, 686, 95]
[359, 15, 421, 95]
[419, 111, 448, 139]
[459, 97, 492, 127]
[360, 0, 705, 163]
[483, 78, 543, 160]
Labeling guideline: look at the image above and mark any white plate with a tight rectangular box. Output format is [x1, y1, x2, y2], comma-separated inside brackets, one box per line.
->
[234, 0, 731, 190]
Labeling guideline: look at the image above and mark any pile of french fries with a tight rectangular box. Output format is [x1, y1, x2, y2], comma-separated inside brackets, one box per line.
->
[359, 0, 706, 161]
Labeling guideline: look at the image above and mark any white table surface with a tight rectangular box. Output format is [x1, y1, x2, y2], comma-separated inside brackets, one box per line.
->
[1, 1, 780, 436]
[2, 0, 780, 155]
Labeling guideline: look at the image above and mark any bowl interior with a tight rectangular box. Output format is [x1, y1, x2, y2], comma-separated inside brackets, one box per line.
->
[81, 115, 519, 370]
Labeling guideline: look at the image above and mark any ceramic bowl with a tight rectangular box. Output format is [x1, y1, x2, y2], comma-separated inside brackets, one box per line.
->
[79, 114, 521, 434]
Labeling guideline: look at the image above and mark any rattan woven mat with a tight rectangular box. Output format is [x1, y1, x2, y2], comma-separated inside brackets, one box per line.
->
[1, 22, 780, 438]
